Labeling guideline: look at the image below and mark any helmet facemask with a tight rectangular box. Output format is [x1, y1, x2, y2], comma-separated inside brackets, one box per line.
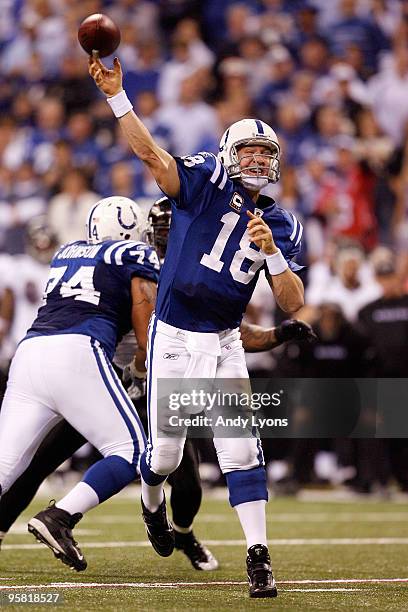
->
[147, 197, 172, 261]
[229, 139, 280, 190]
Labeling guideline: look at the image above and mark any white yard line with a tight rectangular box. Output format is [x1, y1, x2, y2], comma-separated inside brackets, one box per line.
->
[0, 578, 407, 592]
[4, 537, 408, 551]
[86, 512, 408, 524]
[9, 526, 101, 536]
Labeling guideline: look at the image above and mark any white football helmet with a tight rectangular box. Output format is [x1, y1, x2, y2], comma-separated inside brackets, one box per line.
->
[218, 118, 280, 190]
[86, 196, 145, 244]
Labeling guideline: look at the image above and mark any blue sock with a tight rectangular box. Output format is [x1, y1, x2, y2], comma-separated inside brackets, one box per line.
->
[82, 455, 137, 503]
[225, 466, 268, 507]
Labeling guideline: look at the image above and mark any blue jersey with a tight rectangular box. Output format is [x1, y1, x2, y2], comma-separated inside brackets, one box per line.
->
[26, 240, 160, 359]
[156, 152, 303, 332]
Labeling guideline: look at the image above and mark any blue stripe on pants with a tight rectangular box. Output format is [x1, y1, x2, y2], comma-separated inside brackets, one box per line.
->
[91, 339, 140, 465]
[146, 315, 158, 465]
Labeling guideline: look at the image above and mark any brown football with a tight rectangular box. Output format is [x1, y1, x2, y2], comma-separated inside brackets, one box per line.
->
[78, 13, 121, 58]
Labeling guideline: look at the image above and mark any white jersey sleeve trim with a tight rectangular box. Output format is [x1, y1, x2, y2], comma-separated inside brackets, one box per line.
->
[218, 168, 228, 190]
[295, 222, 304, 246]
[209, 156, 222, 185]
[289, 213, 298, 242]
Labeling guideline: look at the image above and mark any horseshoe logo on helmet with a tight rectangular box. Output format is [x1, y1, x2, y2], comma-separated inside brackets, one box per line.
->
[117, 205, 137, 230]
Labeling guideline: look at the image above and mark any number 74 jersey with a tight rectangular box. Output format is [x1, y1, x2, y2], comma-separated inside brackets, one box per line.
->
[25, 239, 160, 359]
[156, 151, 303, 332]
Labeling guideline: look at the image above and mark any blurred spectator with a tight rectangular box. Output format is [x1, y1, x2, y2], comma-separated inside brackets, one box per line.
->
[156, 72, 220, 155]
[124, 40, 163, 102]
[314, 62, 369, 116]
[298, 36, 330, 76]
[299, 105, 349, 165]
[0, 161, 46, 254]
[275, 101, 311, 167]
[0, 216, 57, 361]
[291, 3, 321, 49]
[307, 246, 381, 321]
[326, 0, 389, 71]
[157, 23, 213, 105]
[358, 247, 408, 376]
[49, 55, 97, 115]
[42, 140, 74, 195]
[368, 45, 408, 145]
[313, 137, 378, 250]
[256, 45, 295, 118]
[215, 57, 253, 129]
[66, 111, 101, 176]
[48, 169, 99, 244]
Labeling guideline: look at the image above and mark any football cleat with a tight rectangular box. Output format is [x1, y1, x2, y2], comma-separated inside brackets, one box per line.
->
[28, 501, 87, 571]
[141, 495, 174, 557]
[246, 544, 278, 598]
[175, 530, 219, 571]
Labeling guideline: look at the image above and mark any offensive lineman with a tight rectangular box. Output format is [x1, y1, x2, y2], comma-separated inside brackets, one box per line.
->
[89, 56, 305, 598]
[0, 197, 158, 571]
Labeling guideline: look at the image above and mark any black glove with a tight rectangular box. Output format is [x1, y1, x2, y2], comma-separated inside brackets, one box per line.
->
[275, 319, 317, 344]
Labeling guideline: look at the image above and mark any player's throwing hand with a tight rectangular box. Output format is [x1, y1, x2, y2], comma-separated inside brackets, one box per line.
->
[247, 210, 277, 255]
[88, 52, 123, 97]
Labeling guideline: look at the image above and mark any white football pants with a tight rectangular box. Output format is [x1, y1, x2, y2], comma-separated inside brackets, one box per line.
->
[0, 334, 145, 494]
[145, 316, 263, 477]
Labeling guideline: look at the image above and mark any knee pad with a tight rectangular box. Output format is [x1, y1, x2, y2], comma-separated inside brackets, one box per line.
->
[225, 466, 268, 507]
[214, 437, 263, 473]
[150, 443, 184, 476]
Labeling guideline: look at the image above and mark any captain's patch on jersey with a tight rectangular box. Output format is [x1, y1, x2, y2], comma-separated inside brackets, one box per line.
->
[229, 192, 244, 213]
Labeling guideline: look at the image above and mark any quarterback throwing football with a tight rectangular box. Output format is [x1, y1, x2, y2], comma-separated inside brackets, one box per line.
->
[89, 54, 305, 598]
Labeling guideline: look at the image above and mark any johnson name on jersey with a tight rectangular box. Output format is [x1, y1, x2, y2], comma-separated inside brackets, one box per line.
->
[156, 151, 303, 332]
[26, 239, 160, 359]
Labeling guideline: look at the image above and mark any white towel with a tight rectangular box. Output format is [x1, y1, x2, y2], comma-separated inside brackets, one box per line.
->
[184, 331, 221, 379]
[180, 331, 221, 415]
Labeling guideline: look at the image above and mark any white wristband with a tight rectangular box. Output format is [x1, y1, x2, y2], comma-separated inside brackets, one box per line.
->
[107, 90, 133, 118]
[266, 249, 288, 275]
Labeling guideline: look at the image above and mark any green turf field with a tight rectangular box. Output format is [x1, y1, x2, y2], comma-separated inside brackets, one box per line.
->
[1, 489, 408, 611]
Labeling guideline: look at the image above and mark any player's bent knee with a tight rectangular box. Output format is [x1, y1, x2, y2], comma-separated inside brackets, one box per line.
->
[101, 440, 143, 466]
[150, 443, 184, 476]
[215, 438, 262, 473]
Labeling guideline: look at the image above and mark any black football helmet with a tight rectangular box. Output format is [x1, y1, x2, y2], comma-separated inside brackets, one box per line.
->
[26, 215, 59, 264]
[147, 196, 172, 260]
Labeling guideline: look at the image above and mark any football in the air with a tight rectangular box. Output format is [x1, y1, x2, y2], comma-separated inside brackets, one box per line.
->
[78, 13, 121, 58]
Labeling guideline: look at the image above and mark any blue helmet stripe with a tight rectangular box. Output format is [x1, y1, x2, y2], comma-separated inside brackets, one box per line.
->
[255, 119, 264, 134]
[220, 128, 230, 150]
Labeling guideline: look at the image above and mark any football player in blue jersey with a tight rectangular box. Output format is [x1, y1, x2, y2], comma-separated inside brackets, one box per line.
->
[0, 196, 159, 571]
[89, 56, 305, 598]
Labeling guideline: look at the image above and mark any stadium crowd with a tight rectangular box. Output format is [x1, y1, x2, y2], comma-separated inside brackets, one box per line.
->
[1, 0, 408, 495]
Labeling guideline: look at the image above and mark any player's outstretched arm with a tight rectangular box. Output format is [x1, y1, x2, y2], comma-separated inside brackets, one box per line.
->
[130, 277, 157, 373]
[240, 319, 316, 352]
[88, 55, 180, 198]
